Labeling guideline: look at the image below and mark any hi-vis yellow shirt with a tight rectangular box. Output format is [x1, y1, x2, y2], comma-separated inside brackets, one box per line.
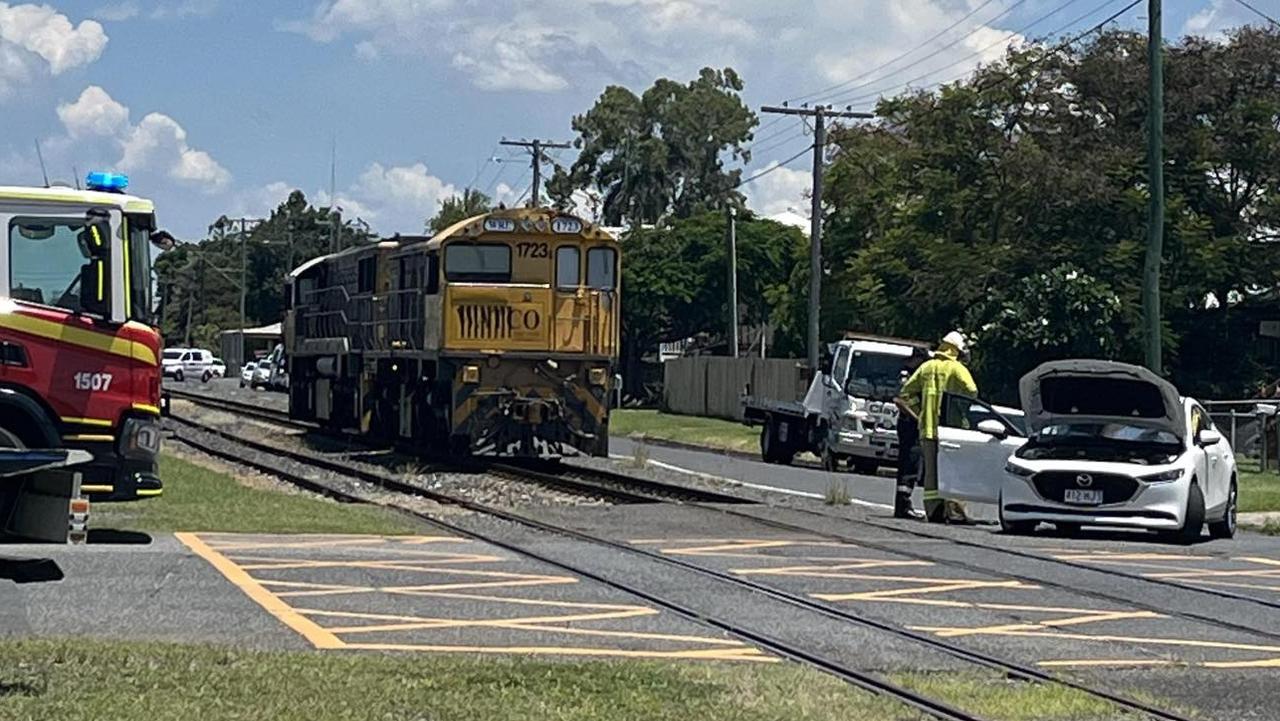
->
[900, 351, 978, 440]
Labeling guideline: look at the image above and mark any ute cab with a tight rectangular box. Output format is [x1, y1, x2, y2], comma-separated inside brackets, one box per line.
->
[0, 174, 173, 502]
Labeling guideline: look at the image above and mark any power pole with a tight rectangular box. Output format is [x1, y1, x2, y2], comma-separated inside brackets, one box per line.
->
[761, 104, 873, 372]
[1143, 0, 1165, 373]
[726, 206, 739, 358]
[500, 138, 571, 207]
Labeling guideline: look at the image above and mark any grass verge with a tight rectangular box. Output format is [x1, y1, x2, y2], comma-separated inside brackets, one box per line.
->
[92, 453, 420, 535]
[1238, 467, 1280, 513]
[0, 639, 1157, 721]
[611, 409, 759, 454]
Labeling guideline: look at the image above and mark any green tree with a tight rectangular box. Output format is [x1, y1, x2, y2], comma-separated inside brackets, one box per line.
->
[427, 189, 492, 234]
[809, 26, 1280, 397]
[619, 212, 805, 394]
[155, 190, 375, 350]
[548, 67, 757, 225]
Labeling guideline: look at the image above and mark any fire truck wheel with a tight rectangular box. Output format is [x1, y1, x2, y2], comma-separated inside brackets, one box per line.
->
[0, 426, 24, 449]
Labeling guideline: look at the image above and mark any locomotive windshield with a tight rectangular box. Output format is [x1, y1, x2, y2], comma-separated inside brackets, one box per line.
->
[446, 243, 511, 282]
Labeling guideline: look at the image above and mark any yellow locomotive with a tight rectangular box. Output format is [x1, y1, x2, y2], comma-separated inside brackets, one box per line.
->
[284, 208, 619, 457]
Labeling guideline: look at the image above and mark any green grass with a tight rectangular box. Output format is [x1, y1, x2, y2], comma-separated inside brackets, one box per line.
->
[1238, 467, 1280, 513]
[891, 671, 1147, 721]
[92, 453, 421, 535]
[0, 639, 1156, 721]
[611, 409, 760, 453]
[0, 639, 913, 721]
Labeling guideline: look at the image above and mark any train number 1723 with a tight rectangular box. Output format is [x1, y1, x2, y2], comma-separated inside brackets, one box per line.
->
[73, 372, 113, 391]
[516, 242, 549, 258]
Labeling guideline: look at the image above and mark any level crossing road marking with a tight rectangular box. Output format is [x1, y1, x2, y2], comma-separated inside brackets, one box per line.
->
[646, 536, 1280, 670]
[1049, 551, 1280, 594]
[179, 532, 771, 662]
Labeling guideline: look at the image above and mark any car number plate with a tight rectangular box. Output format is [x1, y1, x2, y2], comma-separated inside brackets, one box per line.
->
[1063, 489, 1103, 505]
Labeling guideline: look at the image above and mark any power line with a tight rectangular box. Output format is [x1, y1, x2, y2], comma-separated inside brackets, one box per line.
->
[790, 0, 1014, 105]
[500, 137, 572, 207]
[813, 0, 1044, 106]
[1233, 0, 1280, 27]
[752, 129, 813, 158]
[831, 0, 1133, 107]
[732, 143, 815, 189]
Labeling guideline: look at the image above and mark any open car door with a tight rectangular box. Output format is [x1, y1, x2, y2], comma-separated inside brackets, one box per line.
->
[936, 394, 1027, 504]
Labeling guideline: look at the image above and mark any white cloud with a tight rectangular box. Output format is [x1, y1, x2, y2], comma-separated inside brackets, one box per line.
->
[743, 162, 811, 218]
[57, 85, 130, 137]
[94, 1, 139, 21]
[56, 86, 231, 191]
[312, 161, 458, 234]
[292, 0, 1033, 97]
[1182, 0, 1253, 39]
[0, 3, 108, 98]
[150, 0, 220, 19]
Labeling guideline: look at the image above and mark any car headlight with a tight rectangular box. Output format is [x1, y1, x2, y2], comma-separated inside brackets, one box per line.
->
[1004, 460, 1035, 477]
[1139, 468, 1184, 483]
[867, 402, 883, 413]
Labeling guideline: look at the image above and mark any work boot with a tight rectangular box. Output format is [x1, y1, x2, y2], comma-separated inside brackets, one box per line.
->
[893, 493, 923, 520]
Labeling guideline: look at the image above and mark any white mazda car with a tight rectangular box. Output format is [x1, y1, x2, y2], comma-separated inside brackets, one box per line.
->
[935, 360, 1237, 543]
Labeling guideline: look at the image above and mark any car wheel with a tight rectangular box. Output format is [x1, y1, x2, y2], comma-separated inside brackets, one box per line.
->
[1166, 482, 1206, 545]
[174, 369, 183, 382]
[1208, 478, 1238, 540]
[822, 446, 841, 472]
[202, 371, 212, 383]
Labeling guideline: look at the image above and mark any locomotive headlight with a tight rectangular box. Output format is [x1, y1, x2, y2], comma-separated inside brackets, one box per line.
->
[589, 368, 608, 387]
[462, 365, 480, 384]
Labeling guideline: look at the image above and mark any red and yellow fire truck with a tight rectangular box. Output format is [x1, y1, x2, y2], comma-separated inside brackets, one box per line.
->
[0, 173, 169, 505]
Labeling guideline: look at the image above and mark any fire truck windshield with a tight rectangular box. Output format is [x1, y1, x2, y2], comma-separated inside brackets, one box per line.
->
[8, 217, 93, 313]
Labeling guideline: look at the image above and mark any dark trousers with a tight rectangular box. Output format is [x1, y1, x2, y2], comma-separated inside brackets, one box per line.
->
[895, 415, 920, 499]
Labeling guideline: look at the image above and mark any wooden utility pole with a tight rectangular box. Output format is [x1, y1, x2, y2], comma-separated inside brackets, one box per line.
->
[1142, 0, 1165, 373]
[500, 138, 571, 207]
[726, 206, 739, 358]
[760, 105, 873, 373]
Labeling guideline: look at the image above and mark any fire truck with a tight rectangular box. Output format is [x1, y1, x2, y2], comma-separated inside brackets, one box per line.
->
[0, 173, 169, 537]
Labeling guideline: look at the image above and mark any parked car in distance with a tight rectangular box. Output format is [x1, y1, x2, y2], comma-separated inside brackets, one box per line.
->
[937, 360, 1237, 544]
[204, 358, 227, 381]
[240, 362, 257, 388]
[250, 360, 273, 390]
[161, 348, 213, 382]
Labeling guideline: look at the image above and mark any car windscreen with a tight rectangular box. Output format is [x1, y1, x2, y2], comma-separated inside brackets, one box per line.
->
[163, 350, 183, 360]
[846, 352, 909, 401]
[1037, 422, 1179, 446]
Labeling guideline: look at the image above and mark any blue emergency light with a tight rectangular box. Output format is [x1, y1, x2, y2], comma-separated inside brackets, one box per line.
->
[85, 171, 129, 193]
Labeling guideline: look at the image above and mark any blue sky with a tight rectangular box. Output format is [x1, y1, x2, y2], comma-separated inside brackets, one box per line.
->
[1, 0, 1271, 238]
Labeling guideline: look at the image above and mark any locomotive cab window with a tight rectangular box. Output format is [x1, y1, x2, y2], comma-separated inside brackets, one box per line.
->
[556, 246, 580, 289]
[587, 247, 617, 289]
[445, 243, 511, 282]
[357, 257, 376, 293]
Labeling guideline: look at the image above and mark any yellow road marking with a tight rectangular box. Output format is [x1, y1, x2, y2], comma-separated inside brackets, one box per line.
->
[176, 532, 344, 649]
[340, 642, 774, 661]
[1038, 659, 1182, 668]
[926, 611, 1162, 638]
[731, 560, 932, 576]
[909, 626, 1280, 655]
[816, 579, 1034, 602]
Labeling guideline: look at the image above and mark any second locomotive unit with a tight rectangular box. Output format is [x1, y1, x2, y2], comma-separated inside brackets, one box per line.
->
[284, 208, 619, 457]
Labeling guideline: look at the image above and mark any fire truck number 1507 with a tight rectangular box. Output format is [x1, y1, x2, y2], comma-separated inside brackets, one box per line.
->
[74, 372, 113, 391]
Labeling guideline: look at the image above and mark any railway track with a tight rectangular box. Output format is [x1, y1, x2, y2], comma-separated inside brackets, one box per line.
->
[166, 393, 1197, 721]
[165, 388, 745, 506]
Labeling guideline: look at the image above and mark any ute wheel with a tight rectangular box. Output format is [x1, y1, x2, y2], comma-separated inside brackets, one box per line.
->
[202, 370, 212, 383]
[173, 369, 184, 382]
[1164, 482, 1206, 545]
[760, 422, 781, 464]
[852, 458, 880, 476]
[821, 446, 841, 472]
[1208, 478, 1238, 540]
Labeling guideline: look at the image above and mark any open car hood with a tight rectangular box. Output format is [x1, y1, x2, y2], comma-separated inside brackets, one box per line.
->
[1018, 360, 1184, 441]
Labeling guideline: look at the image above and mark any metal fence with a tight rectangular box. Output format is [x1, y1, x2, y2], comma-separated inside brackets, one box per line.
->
[1204, 399, 1279, 471]
[662, 357, 809, 421]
